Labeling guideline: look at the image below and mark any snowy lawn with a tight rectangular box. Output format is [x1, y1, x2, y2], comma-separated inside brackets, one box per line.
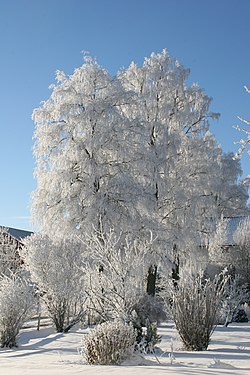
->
[1, 321, 250, 374]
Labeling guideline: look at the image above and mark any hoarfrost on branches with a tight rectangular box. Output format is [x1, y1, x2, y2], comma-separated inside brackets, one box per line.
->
[208, 216, 250, 296]
[31, 50, 233, 248]
[24, 233, 86, 332]
[82, 320, 136, 365]
[31, 49, 249, 297]
[234, 86, 250, 158]
[83, 227, 153, 324]
[160, 268, 228, 351]
[220, 274, 250, 327]
[233, 217, 250, 289]
[0, 272, 34, 348]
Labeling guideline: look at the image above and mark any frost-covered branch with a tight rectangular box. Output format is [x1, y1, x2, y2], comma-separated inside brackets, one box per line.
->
[160, 269, 229, 351]
[83, 228, 153, 324]
[234, 86, 250, 158]
[0, 272, 35, 348]
[220, 274, 250, 327]
[24, 233, 86, 332]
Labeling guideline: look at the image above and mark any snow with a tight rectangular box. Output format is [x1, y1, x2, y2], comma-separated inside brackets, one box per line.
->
[1, 321, 250, 374]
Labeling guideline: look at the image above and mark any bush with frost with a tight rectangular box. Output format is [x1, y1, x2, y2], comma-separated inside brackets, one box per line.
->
[161, 269, 228, 351]
[0, 273, 34, 348]
[82, 320, 136, 365]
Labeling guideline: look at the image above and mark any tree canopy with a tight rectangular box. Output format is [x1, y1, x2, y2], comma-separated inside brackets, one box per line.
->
[32, 50, 248, 263]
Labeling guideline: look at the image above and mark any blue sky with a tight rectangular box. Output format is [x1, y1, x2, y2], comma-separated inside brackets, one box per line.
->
[0, 0, 249, 231]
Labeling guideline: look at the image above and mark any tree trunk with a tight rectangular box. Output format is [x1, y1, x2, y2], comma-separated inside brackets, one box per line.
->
[172, 253, 180, 287]
[146, 265, 157, 296]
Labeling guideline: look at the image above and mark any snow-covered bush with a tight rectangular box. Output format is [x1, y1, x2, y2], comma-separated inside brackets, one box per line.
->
[24, 233, 86, 332]
[84, 229, 164, 350]
[0, 273, 34, 348]
[220, 275, 250, 327]
[82, 320, 136, 365]
[161, 269, 228, 351]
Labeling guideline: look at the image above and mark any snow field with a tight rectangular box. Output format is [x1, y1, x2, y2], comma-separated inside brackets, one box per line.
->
[1, 321, 250, 374]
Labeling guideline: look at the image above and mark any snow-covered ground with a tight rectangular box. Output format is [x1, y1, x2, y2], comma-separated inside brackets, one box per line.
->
[1, 321, 250, 374]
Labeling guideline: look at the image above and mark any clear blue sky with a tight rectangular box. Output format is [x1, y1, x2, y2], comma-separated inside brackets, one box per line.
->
[0, 0, 249, 231]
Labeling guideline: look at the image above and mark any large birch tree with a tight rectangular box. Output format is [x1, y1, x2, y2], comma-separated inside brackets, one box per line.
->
[31, 50, 248, 280]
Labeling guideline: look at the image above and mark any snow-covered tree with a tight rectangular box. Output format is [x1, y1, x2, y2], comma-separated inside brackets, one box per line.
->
[207, 218, 230, 267]
[117, 51, 222, 253]
[234, 86, 250, 158]
[83, 227, 153, 325]
[32, 55, 146, 239]
[233, 217, 250, 289]
[31, 50, 248, 294]
[215, 153, 249, 217]
[32, 51, 221, 244]
[0, 230, 34, 348]
[0, 272, 34, 348]
[24, 233, 86, 332]
[208, 216, 250, 293]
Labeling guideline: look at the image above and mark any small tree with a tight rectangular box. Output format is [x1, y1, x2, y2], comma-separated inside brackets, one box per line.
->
[233, 217, 250, 290]
[24, 233, 86, 332]
[0, 273, 34, 348]
[161, 269, 228, 351]
[83, 228, 153, 331]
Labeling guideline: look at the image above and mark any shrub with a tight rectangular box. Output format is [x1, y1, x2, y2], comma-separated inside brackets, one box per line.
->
[0, 273, 34, 348]
[220, 275, 250, 327]
[161, 270, 228, 351]
[82, 320, 136, 365]
[233, 308, 248, 323]
[135, 319, 161, 353]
